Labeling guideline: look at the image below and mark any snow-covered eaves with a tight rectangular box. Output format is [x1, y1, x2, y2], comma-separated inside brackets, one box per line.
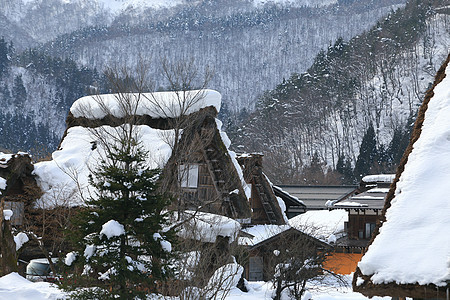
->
[354, 55, 450, 298]
[240, 209, 348, 247]
[361, 174, 395, 184]
[70, 89, 221, 120]
[334, 187, 388, 210]
[272, 185, 306, 207]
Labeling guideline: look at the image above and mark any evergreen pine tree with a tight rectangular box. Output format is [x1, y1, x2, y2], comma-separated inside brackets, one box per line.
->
[12, 74, 27, 109]
[354, 123, 378, 180]
[0, 38, 9, 79]
[336, 154, 354, 184]
[387, 115, 414, 170]
[64, 137, 175, 299]
[302, 152, 325, 184]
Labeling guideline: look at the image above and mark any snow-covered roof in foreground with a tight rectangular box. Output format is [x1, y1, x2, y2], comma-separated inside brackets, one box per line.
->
[358, 63, 450, 287]
[33, 125, 173, 208]
[289, 209, 348, 243]
[70, 89, 221, 120]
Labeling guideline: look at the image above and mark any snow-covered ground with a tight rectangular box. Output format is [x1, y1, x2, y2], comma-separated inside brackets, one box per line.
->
[0, 272, 394, 300]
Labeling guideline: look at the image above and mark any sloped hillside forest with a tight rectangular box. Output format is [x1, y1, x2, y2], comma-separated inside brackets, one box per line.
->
[0, 0, 449, 184]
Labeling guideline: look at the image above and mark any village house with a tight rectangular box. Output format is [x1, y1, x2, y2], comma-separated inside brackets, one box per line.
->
[333, 174, 394, 249]
[353, 54, 450, 299]
[33, 89, 254, 221]
[240, 208, 348, 280]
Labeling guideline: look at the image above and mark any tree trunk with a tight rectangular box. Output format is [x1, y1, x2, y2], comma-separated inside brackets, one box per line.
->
[0, 200, 18, 275]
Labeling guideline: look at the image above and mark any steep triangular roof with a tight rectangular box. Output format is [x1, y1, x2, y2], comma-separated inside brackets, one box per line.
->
[353, 54, 450, 299]
[33, 90, 252, 220]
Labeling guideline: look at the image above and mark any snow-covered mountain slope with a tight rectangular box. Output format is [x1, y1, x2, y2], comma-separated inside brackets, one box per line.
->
[0, 48, 100, 153]
[235, 1, 450, 183]
[41, 0, 405, 115]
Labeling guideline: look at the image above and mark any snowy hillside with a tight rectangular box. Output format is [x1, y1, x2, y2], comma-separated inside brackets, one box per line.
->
[0, 0, 406, 154]
[235, 1, 450, 183]
[0, 0, 344, 46]
[41, 0, 405, 114]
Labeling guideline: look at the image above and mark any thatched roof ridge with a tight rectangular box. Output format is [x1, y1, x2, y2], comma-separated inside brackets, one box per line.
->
[353, 53, 450, 299]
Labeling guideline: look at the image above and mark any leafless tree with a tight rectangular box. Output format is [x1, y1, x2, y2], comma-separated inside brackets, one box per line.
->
[160, 212, 245, 300]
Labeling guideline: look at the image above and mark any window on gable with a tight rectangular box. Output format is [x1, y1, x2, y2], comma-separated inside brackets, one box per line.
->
[179, 164, 199, 188]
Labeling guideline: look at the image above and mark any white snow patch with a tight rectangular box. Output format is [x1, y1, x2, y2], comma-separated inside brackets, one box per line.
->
[276, 196, 289, 222]
[356, 277, 365, 287]
[366, 188, 390, 193]
[239, 224, 290, 246]
[176, 211, 241, 244]
[65, 251, 77, 266]
[100, 220, 125, 239]
[205, 263, 243, 298]
[0, 177, 7, 192]
[14, 232, 29, 251]
[34, 124, 174, 208]
[153, 232, 172, 252]
[0, 272, 64, 300]
[3, 209, 13, 221]
[84, 245, 96, 260]
[160, 240, 172, 253]
[335, 201, 368, 207]
[361, 174, 395, 183]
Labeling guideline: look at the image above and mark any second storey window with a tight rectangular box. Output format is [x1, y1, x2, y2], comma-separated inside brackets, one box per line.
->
[179, 164, 199, 188]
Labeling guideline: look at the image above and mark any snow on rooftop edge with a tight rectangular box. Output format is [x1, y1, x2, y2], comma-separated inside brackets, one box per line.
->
[358, 63, 450, 286]
[70, 89, 221, 120]
[361, 174, 395, 183]
[239, 224, 290, 246]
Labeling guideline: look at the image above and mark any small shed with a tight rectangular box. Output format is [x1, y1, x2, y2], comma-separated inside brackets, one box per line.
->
[240, 226, 330, 281]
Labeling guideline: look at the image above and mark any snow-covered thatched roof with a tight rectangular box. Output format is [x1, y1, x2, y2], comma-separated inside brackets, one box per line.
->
[354, 54, 450, 299]
[70, 89, 221, 120]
